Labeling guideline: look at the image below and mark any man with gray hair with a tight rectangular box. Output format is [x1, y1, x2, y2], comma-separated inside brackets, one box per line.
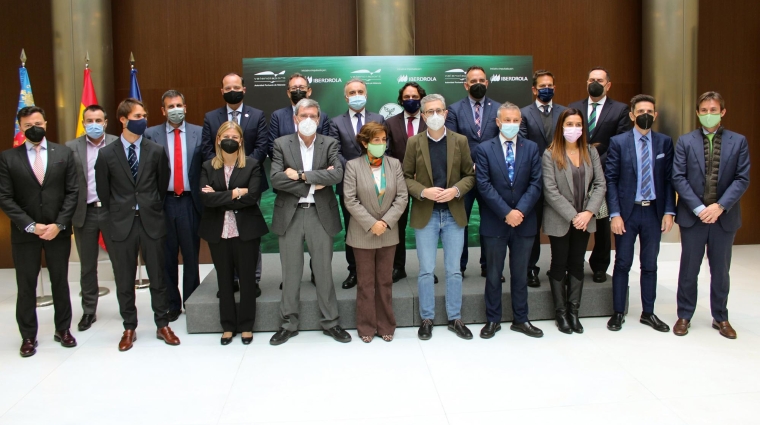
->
[403, 94, 476, 340]
[329, 77, 385, 289]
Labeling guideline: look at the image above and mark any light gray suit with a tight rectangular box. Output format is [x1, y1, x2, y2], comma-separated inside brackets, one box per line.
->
[271, 133, 343, 331]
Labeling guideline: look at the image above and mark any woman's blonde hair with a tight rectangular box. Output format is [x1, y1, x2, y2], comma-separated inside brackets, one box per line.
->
[211, 121, 246, 169]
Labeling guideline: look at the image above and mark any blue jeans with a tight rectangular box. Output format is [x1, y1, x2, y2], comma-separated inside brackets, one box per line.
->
[415, 209, 465, 320]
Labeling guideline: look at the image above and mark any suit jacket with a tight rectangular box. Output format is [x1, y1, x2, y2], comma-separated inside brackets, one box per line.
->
[518, 102, 567, 152]
[144, 122, 204, 214]
[270, 133, 344, 236]
[541, 147, 606, 237]
[330, 110, 385, 166]
[198, 159, 269, 243]
[568, 97, 631, 163]
[672, 128, 750, 232]
[386, 111, 427, 164]
[65, 134, 119, 228]
[267, 106, 336, 156]
[343, 155, 408, 249]
[474, 136, 543, 237]
[445, 96, 501, 160]
[403, 130, 475, 229]
[605, 129, 675, 222]
[0, 141, 78, 243]
[95, 137, 171, 241]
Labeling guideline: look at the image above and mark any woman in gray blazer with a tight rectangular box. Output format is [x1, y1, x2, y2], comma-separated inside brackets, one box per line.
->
[542, 108, 606, 335]
[343, 122, 408, 342]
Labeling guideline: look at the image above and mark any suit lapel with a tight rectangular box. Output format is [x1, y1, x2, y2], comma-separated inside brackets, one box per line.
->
[343, 112, 363, 154]
[583, 151, 593, 190]
[528, 104, 547, 142]
[563, 159, 575, 196]
[461, 100, 480, 140]
[285, 109, 296, 134]
[287, 134, 305, 171]
[694, 132, 706, 176]
[239, 106, 251, 132]
[378, 159, 395, 212]
[186, 126, 199, 173]
[135, 141, 147, 185]
[417, 135, 434, 184]
[40, 144, 58, 188]
[491, 139, 511, 183]
[592, 100, 614, 141]
[77, 137, 89, 181]
[718, 131, 734, 181]
[512, 138, 526, 181]
[627, 131, 638, 176]
[115, 141, 136, 186]
[312, 135, 324, 170]
[446, 133, 456, 186]
[359, 159, 382, 215]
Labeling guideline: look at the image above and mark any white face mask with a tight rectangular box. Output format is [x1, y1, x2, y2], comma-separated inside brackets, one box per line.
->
[298, 118, 318, 137]
[425, 113, 445, 131]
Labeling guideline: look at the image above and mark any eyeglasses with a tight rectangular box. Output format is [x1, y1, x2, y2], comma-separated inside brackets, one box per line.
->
[422, 109, 445, 116]
[289, 86, 308, 91]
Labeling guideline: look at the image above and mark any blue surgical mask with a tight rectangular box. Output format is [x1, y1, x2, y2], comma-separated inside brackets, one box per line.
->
[348, 95, 367, 111]
[500, 123, 520, 139]
[85, 123, 104, 139]
[537, 87, 554, 103]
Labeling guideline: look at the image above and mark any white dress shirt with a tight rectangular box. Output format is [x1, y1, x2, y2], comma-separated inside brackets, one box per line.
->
[403, 111, 421, 135]
[499, 133, 517, 159]
[349, 109, 366, 135]
[587, 96, 607, 127]
[297, 135, 317, 203]
[535, 99, 553, 115]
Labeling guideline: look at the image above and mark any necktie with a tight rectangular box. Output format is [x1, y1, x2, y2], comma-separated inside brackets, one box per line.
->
[407, 116, 414, 138]
[355, 112, 363, 135]
[707, 132, 715, 156]
[542, 104, 551, 116]
[640, 135, 652, 200]
[230, 110, 240, 124]
[173, 128, 184, 195]
[474, 101, 482, 137]
[128, 144, 138, 181]
[32, 144, 44, 184]
[505, 141, 515, 182]
[588, 102, 599, 135]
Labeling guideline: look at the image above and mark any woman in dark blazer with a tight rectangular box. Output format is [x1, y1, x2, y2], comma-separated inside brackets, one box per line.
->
[343, 122, 408, 343]
[199, 121, 268, 345]
[542, 108, 606, 335]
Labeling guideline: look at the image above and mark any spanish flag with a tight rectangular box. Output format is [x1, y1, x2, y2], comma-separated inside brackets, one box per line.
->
[75, 68, 98, 137]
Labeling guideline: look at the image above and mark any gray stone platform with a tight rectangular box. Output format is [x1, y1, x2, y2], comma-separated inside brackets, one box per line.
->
[185, 246, 624, 333]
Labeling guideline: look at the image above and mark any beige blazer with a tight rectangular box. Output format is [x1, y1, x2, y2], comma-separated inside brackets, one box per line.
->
[344, 155, 408, 249]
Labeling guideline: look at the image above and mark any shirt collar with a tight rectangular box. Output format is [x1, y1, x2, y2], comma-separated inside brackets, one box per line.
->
[535, 99, 553, 110]
[633, 127, 650, 142]
[86, 135, 106, 147]
[25, 139, 47, 151]
[166, 120, 186, 133]
[350, 108, 366, 117]
[499, 133, 517, 144]
[702, 127, 718, 135]
[404, 111, 419, 120]
[589, 96, 607, 106]
[298, 134, 315, 150]
[427, 128, 447, 142]
[121, 135, 142, 149]
[226, 104, 244, 114]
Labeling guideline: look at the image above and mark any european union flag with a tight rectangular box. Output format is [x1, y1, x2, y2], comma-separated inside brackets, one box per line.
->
[129, 68, 142, 101]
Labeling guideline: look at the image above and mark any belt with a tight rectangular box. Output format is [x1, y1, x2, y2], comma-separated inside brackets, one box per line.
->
[634, 200, 654, 206]
[168, 191, 187, 197]
[297, 203, 315, 208]
[87, 201, 102, 208]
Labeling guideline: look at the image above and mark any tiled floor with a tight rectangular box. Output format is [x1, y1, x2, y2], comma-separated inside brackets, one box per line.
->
[0, 244, 758, 425]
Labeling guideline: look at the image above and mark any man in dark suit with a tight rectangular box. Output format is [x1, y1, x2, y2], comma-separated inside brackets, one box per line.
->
[519, 70, 567, 288]
[475, 103, 544, 339]
[65, 105, 118, 331]
[445, 65, 501, 278]
[145, 90, 203, 321]
[95, 98, 180, 351]
[268, 99, 351, 345]
[568, 67, 631, 283]
[0, 106, 78, 357]
[386, 81, 427, 282]
[605, 94, 675, 333]
[672, 91, 750, 339]
[268, 72, 335, 151]
[329, 77, 385, 289]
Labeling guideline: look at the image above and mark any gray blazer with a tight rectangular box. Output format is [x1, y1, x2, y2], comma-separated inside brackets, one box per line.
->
[344, 156, 408, 249]
[541, 147, 606, 237]
[65, 134, 119, 228]
[270, 133, 344, 236]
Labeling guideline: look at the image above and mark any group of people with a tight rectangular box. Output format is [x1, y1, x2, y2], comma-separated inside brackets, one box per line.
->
[0, 66, 749, 358]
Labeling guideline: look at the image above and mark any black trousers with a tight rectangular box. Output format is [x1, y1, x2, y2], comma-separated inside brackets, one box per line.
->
[73, 205, 112, 315]
[109, 216, 169, 330]
[588, 217, 611, 273]
[339, 193, 356, 274]
[528, 198, 544, 272]
[13, 236, 72, 340]
[393, 203, 409, 270]
[210, 237, 260, 332]
[164, 195, 201, 312]
[548, 227, 591, 282]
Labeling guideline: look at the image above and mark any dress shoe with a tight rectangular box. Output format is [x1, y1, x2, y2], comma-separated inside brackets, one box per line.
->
[221, 332, 236, 345]
[567, 310, 584, 334]
[448, 319, 473, 340]
[255, 279, 262, 298]
[510, 321, 544, 338]
[270, 329, 298, 345]
[434, 275, 439, 284]
[342, 273, 357, 289]
[20, 339, 37, 357]
[167, 310, 181, 322]
[673, 318, 690, 336]
[54, 329, 77, 347]
[418, 319, 433, 340]
[607, 312, 625, 331]
[527, 269, 541, 288]
[323, 325, 352, 343]
[480, 322, 501, 339]
[712, 320, 737, 339]
[119, 330, 136, 352]
[481, 269, 505, 282]
[241, 333, 253, 345]
[592, 271, 607, 283]
[555, 312, 573, 334]
[156, 326, 181, 345]
[640, 313, 670, 332]
[78, 314, 97, 331]
[392, 268, 407, 283]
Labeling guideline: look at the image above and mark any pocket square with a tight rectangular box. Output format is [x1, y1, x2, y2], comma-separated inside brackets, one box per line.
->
[656, 153, 665, 159]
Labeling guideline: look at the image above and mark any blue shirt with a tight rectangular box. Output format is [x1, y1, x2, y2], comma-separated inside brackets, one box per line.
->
[165, 121, 190, 191]
[121, 135, 142, 209]
[633, 127, 655, 202]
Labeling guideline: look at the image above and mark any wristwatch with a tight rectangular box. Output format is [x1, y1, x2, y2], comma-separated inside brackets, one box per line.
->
[25, 222, 36, 233]
[55, 223, 65, 231]
[717, 203, 725, 211]
[298, 170, 305, 181]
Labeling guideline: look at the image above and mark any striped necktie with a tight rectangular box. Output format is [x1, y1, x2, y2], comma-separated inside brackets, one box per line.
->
[474, 101, 482, 137]
[588, 102, 599, 135]
[640, 135, 652, 199]
[32, 144, 45, 184]
[128, 144, 138, 181]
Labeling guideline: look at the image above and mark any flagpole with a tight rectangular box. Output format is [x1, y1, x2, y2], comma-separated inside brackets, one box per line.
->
[130, 52, 150, 290]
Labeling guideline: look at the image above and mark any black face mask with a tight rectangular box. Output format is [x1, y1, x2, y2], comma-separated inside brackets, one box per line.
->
[468, 83, 487, 99]
[289, 89, 308, 104]
[588, 81, 605, 97]
[223, 90, 245, 105]
[25, 126, 46, 143]
[220, 138, 240, 154]
[635, 113, 655, 130]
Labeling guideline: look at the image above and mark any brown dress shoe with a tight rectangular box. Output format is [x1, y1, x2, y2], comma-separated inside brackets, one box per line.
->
[119, 330, 137, 352]
[54, 329, 77, 347]
[20, 339, 38, 357]
[712, 320, 737, 339]
[673, 318, 690, 336]
[156, 326, 181, 346]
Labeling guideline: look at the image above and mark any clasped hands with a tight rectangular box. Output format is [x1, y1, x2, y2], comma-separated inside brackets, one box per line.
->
[371, 220, 388, 236]
[422, 187, 458, 203]
[505, 209, 523, 227]
[33, 224, 60, 241]
[286, 166, 334, 190]
[698, 203, 723, 224]
[572, 211, 594, 232]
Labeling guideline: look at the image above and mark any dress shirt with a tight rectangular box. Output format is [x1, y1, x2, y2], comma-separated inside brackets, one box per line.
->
[165, 121, 191, 191]
[121, 135, 142, 209]
[297, 135, 317, 203]
[349, 108, 366, 135]
[499, 133, 518, 158]
[535, 99, 553, 114]
[85, 136, 106, 203]
[587, 96, 607, 126]
[404, 111, 421, 135]
[25, 139, 48, 173]
[633, 127, 655, 202]
[226, 104, 244, 125]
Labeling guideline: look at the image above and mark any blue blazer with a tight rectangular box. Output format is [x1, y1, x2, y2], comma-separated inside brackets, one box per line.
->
[474, 136, 542, 237]
[445, 96, 501, 160]
[267, 105, 336, 157]
[330, 110, 385, 167]
[605, 129, 675, 222]
[672, 128, 750, 232]
[518, 102, 567, 152]
[144, 122, 204, 214]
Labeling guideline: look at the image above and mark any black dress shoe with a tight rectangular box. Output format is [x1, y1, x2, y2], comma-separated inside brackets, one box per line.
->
[20, 339, 37, 357]
[78, 314, 97, 331]
[241, 334, 253, 345]
[323, 325, 352, 343]
[342, 273, 357, 289]
[555, 312, 573, 334]
[270, 329, 298, 346]
[221, 332, 236, 345]
[510, 321, 544, 338]
[640, 313, 670, 332]
[54, 329, 77, 347]
[392, 268, 407, 283]
[434, 275, 439, 284]
[593, 271, 607, 283]
[167, 310, 181, 322]
[448, 319, 473, 340]
[607, 312, 625, 331]
[255, 280, 262, 298]
[480, 322, 501, 339]
[527, 269, 540, 288]
[418, 319, 433, 340]
[481, 269, 506, 282]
